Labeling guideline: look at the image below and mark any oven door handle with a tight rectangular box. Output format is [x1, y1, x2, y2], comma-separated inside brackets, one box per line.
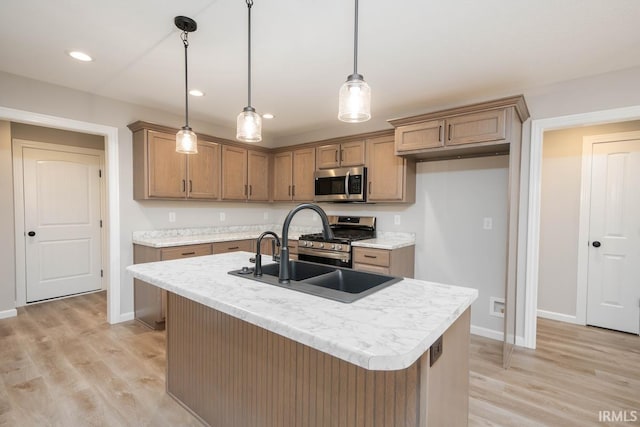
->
[345, 170, 350, 199]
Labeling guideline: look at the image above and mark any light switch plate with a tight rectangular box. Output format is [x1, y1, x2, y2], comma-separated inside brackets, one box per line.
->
[168, 212, 176, 223]
[219, 212, 226, 222]
[394, 215, 401, 225]
[483, 217, 493, 230]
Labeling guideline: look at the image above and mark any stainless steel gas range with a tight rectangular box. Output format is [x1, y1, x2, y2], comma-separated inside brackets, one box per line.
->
[297, 215, 376, 268]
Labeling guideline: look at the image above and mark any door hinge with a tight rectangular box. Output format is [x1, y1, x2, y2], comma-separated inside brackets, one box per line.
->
[100, 220, 103, 228]
[100, 269, 104, 277]
[99, 169, 102, 178]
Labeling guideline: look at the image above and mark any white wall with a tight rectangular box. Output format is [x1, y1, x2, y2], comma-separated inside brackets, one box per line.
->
[0, 121, 15, 314]
[539, 120, 640, 317]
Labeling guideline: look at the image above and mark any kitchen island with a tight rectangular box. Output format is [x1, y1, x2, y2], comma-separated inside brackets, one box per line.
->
[127, 251, 477, 427]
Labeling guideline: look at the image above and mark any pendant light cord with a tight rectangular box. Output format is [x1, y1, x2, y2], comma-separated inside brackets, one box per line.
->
[353, 0, 359, 75]
[247, 0, 254, 107]
[181, 31, 190, 127]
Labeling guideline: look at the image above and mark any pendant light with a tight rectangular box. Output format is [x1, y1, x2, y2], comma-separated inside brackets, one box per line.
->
[338, 0, 371, 123]
[236, 0, 262, 143]
[175, 16, 198, 154]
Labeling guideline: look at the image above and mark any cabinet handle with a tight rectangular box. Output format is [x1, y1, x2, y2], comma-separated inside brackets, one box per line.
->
[249, 185, 252, 196]
[228, 246, 239, 250]
[448, 124, 452, 141]
[439, 125, 443, 142]
[364, 254, 377, 259]
[182, 179, 186, 193]
[244, 184, 248, 196]
[189, 180, 193, 192]
[292, 185, 295, 196]
[288, 185, 291, 196]
[368, 182, 372, 195]
[340, 149, 344, 162]
[181, 251, 196, 256]
[335, 151, 338, 162]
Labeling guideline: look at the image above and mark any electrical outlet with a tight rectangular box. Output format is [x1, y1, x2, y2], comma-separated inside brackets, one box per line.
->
[394, 215, 401, 225]
[168, 212, 176, 223]
[483, 217, 493, 230]
[219, 212, 226, 222]
[489, 297, 505, 318]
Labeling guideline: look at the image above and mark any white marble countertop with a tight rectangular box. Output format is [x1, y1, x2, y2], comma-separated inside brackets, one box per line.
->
[132, 225, 314, 248]
[127, 252, 477, 371]
[351, 232, 415, 250]
[133, 226, 415, 250]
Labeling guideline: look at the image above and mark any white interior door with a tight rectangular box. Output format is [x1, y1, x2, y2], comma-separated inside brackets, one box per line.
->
[586, 138, 640, 334]
[22, 147, 102, 302]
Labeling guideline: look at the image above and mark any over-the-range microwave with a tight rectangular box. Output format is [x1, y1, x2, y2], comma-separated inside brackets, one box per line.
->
[314, 166, 366, 202]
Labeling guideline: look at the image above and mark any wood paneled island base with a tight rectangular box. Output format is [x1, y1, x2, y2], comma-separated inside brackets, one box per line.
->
[166, 292, 470, 427]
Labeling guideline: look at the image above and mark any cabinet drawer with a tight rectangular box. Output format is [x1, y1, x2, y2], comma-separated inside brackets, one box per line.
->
[353, 263, 390, 275]
[213, 240, 252, 254]
[161, 243, 213, 260]
[353, 247, 390, 267]
[446, 109, 506, 146]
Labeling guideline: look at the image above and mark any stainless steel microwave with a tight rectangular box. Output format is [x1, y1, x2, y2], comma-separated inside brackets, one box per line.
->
[314, 166, 366, 202]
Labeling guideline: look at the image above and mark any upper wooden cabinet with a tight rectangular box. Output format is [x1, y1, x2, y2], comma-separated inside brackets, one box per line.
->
[131, 127, 220, 200]
[390, 95, 529, 161]
[366, 134, 415, 203]
[221, 146, 270, 201]
[273, 147, 315, 202]
[316, 140, 365, 169]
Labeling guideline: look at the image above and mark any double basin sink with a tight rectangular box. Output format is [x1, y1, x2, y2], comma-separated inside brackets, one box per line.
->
[229, 260, 402, 303]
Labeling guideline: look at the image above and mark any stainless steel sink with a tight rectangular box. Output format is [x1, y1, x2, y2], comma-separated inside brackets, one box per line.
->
[229, 260, 402, 303]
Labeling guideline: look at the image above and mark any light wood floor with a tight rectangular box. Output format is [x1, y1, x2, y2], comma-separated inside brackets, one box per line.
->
[1, 292, 638, 426]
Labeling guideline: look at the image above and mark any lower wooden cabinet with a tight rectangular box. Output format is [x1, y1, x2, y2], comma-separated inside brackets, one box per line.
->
[133, 243, 213, 329]
[213, 239, 252, 254]
[353, 245, 415, 278]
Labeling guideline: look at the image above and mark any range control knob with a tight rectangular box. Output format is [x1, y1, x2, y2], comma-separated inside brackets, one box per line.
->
[318, 243, 324, 248]
[330, 244, 336, 250]
[336, 244, 342, 251]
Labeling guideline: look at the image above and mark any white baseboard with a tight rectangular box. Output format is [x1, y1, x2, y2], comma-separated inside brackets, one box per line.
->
[537, 309, 581, 325]
[0, 308, 17, 320]
[118, 311, 135, 322]
[471, 325, 526, 347]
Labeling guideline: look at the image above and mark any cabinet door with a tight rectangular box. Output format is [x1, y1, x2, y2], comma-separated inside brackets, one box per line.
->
[340, 140, 366, 167]
[292, 147, 316, 201]
[221, 145, 248, 200]
[395, 119, 444, 152]
[247, 150, 270, 201]
[446, 109, 506, 146]
[147, 131, 187, 198]
[316, 144, 340, 169]
[366, 136, 405, 201]
[273, 151, 293, 201]
[187, 140, 220, 200]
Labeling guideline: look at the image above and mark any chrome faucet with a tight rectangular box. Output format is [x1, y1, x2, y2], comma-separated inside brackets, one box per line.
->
[253, 231, 281, 277]
[279, 203, 334, 283]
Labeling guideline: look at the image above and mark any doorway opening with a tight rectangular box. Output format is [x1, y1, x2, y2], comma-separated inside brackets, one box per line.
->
[0, 106, 121, 324]
[526, 107, 640, 349]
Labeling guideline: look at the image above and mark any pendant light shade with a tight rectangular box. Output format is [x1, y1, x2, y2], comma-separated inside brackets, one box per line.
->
[338, 0, 371, 123]
[175, 16, 198, 154]
[237, 106, 262, 143]
[237, 0, 262, 143]
[338, 73, 371, 123]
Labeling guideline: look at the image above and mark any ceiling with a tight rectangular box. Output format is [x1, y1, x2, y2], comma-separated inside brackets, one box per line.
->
[1, 0, 639, 143]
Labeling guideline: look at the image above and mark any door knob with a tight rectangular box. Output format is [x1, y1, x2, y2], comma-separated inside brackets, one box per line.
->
[27, 231, 36, 237]
[592, 241, 601, 248]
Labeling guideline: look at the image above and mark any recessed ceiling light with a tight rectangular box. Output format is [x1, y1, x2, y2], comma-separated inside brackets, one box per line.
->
[262, 113, 275, 119]
[67, 50, 93, 62]
[189, 89, 204, 97]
